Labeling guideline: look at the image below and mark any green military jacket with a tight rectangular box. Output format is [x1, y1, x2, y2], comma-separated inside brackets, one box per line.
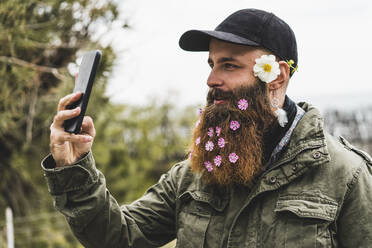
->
[42, 103, 372, 248]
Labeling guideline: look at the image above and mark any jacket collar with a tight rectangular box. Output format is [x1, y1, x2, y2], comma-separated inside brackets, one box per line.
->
[285, 102, 327, 156]
[268, 102, 331, 180]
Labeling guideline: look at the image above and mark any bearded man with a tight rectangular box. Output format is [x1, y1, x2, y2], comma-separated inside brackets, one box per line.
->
[42, 9, 372, 248]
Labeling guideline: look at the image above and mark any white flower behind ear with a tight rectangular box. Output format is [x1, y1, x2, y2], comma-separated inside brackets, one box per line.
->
[253, 54, 281, 83]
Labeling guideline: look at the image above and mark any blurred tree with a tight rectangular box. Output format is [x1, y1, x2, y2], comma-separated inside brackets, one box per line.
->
[0, 0, 119, 246]
[0, 1, 200, 247]
[95, 102, 198, 203]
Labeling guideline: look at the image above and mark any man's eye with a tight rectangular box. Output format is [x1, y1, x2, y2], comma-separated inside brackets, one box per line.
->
[224, 63, 237, 69]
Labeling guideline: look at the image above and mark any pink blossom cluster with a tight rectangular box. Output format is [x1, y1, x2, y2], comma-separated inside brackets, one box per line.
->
[205, 141, 214, 151]
[230, 120, 240, 131]
[207, 128, 214, 137]
[195, 119, 200, 127]
[188, 150, 193, 159]
[238, 99, 249, 110]
[218, 137, 225, 148]
[204, 161, 213, 172]
[229, 153, 239, 163]
[215, 126, 222, 136]
[214, 155, 222, 167]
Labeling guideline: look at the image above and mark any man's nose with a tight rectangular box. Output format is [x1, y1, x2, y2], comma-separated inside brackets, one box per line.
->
[207, 70, 223, 88]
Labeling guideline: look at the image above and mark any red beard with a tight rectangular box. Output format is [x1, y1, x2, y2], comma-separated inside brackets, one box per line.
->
[189, 81, 276, 186]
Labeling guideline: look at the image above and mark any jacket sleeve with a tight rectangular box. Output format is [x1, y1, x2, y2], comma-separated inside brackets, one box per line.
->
[337, 159, 372, 247]
[41, 151, 178, 248]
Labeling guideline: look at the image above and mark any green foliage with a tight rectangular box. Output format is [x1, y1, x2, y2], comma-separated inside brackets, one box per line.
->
[94, 101, 198, 203]
[0, 0, 199, 246]
[0, 0, 118, 213]
[0, 0, 119, 246]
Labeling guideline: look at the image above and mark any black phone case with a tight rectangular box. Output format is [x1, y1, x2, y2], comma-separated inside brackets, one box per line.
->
[63, 50, 101, 134]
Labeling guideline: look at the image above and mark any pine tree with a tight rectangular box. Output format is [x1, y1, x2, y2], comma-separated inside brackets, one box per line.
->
[0, 1, 199, 246]
[0, 0, 119, 246]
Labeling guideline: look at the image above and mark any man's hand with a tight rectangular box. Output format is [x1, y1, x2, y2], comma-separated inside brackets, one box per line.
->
[50, 92, 96, 167]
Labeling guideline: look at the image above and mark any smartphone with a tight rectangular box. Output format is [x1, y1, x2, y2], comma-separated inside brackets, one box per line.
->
[63, 50, 101, 134]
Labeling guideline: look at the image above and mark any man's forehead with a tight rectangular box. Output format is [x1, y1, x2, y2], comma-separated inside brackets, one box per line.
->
[208, 39, 263, 61]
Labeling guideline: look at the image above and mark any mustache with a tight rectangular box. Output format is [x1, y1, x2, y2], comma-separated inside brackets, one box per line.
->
[207, 88, 234, 104]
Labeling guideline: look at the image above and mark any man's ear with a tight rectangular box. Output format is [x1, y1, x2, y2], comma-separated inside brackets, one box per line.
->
[267, 61, 290, 91]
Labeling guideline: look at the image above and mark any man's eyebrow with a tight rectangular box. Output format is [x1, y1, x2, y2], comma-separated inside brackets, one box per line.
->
[208, 57, 238, 64]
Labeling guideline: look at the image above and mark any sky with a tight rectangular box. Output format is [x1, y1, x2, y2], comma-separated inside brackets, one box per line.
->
[99, 0, 372, 111]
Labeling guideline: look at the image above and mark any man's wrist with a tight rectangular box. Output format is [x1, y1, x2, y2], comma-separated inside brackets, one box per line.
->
[41, 151, 98, 194]
[54, 152, 90, 168]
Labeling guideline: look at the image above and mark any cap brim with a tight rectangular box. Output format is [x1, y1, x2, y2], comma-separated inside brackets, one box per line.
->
[179, 30, 260, 51]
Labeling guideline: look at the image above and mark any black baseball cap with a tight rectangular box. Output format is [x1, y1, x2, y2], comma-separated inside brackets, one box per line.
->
[179, 9, 298, 75]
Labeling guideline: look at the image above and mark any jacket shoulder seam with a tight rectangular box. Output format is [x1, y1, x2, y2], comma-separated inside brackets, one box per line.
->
[344, 163, 363, 201]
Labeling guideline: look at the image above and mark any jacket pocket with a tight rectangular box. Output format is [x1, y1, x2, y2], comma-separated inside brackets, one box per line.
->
[274, 194, 338, 248]
[176, 190, 227, 248]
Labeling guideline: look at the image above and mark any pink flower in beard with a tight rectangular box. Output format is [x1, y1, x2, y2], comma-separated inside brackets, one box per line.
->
[189, 150, 193, 159]
[215, 126, 221, 136]
[207, 127, 214, 137]
[198, 108, 203, 116]
[205, 141, 214, 151]
[229, 153, 239, 163]
[195, 119, 200, 127]
[218, 137, 225, 148]
[214, 155, 222, 167]
[204, 161, 213, 172]
[230, 120, 240, 131]
[196, 137, 201, 145]
[238, 99, 249, 110]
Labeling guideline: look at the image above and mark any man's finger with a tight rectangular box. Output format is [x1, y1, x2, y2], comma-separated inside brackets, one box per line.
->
[66, 133, 93, 143]
[81, 116, 96, 137]
[58, 92, 82, 111]
[55, 132, 93, 144]
[53, 107, 81, 127]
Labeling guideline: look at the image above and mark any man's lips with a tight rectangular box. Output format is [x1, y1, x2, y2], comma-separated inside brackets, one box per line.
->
[214, 99, 227, 105]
